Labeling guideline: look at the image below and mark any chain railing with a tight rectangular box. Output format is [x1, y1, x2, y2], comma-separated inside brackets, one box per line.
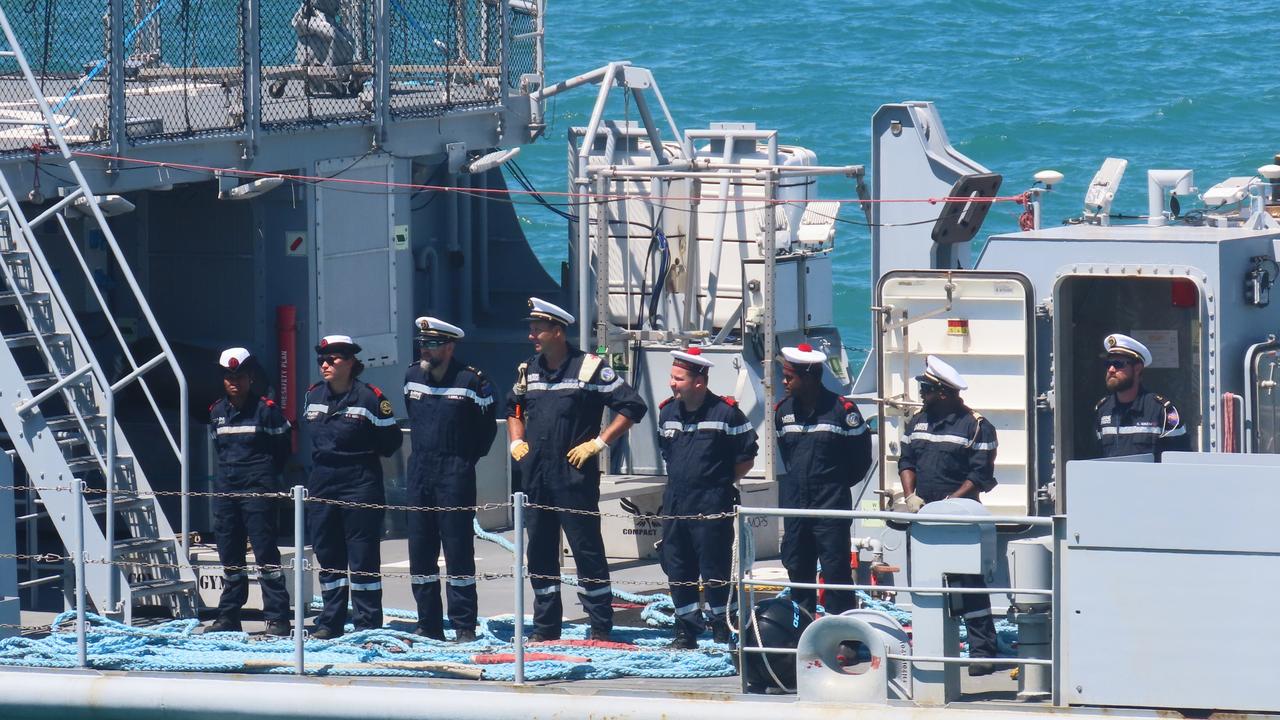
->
[734, 505, 1059, 696]
[2, 484, 746, 682]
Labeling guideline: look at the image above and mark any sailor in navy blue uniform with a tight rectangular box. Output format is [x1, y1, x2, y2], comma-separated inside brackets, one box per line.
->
[505, 298, 648, 642]
[1094, 333, 1188, 461]
[403, 317, 497, 642]
[303, 334, 403, 638]
[774, 343, 872, 617]
[897, 355, 1001, 676]
[658, 347, 757, 648]
[205, 348, 292, 636]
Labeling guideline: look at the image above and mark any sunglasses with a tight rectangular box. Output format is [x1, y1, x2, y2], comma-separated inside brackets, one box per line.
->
[918, 381, 941, 395]
[418, 338, 449, 349]
[317, 354, 349, 367]
[1105, 359, 1134, 370]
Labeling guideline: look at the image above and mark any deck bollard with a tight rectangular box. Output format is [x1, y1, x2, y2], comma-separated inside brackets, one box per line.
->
[73, 479, 86, 668]
[292, 484, 307, 676]
[512, 491, 525, 685]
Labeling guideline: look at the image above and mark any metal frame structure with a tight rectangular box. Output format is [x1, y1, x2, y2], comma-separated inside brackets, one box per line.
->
[0, 9, 197, 620]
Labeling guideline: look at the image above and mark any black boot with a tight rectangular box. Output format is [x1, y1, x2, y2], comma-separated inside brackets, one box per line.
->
[711, 618, 733, 646]
[669, 627, 699, 650]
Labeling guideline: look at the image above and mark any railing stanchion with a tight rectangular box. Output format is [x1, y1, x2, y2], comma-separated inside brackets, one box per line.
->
[512, 491, 526, 685]
[73, 479, 87, 668]
[293, 484, 307, 676]
[736, 506, 748, 693]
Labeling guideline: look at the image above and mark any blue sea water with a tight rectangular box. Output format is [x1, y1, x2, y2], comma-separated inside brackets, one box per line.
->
[515, 1, 1280, 357]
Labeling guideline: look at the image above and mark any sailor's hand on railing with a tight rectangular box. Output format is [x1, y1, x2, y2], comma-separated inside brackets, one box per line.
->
[905, 494, 925, 513]
[566, 437, 606, 469]
[510, 440, 530, 462]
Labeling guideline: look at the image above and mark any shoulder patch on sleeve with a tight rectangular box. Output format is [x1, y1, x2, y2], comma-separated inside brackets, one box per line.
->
[722, 395, 737, 407]
[578, 353, 604, 383]
[378, 398, 394, 416]
[599, 365, 617, 382]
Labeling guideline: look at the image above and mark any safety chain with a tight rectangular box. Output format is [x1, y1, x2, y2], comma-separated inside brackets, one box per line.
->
[525, 572, 731, 589]
[523, 501, 737, 522]
[304, 496, 513, 513]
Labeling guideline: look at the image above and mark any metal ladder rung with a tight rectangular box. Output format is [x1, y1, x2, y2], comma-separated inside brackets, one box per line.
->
[0, 290, 47, 307]
[113, 536, 174, 556]
[26, 370, 90, 392]
[130, 578, 197, 598]
[5, 331, 70, 349]
[45, 414, 105, 433]
[84, 495, 149, 514]
[65, 454, 131, 474]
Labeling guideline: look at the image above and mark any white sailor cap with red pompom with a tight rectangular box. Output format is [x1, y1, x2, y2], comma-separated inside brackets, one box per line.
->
[781, 342, 827, 366]
[315, 334, 362, 355]
[670, 346, 714, 374]
[218, 347, 252, 372]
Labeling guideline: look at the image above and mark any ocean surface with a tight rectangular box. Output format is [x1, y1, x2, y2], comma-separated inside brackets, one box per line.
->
[515, 1, 1280, 359]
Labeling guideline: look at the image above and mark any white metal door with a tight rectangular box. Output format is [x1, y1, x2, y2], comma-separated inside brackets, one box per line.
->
[877, 270, 1034, 515]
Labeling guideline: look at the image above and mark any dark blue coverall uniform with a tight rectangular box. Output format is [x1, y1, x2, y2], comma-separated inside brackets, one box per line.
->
[505, 347, 647, 638]
[657, 392, 758, 637]
[210, 395, 292, 625]
[403, 358, 497, 636]
[898, 406, 999, 659]
[1095, 387, 1187, 460]
[303, 380, 403, 632]
[775, 389, 872, 616]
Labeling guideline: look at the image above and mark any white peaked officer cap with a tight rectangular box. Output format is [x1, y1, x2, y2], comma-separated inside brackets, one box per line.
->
[671, 346, 714, 373]
[781, 342, 827, 366]
[315, 334, 362, 355]
[415, 316, 465, 340]
[525, 297, 575, 326]
[1103, 333, 1152, 366]
[219, 347, 252, 371]
[915, 354, 968, 391]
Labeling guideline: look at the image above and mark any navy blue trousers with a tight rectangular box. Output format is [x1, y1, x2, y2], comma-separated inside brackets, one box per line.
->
[212, 493, 291, 623]
[781, 516, 855, 616]
[407, 475, 477, 633]
[662, 515, 735, 636]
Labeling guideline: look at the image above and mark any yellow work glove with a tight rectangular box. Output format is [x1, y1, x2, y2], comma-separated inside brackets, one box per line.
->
[510, 440, 530, 462]
[905, 494, 925, 513]
[566, 437, 607, 469]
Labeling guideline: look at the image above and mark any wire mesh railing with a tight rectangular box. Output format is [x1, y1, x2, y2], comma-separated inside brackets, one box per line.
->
[0, 0, 542, 152]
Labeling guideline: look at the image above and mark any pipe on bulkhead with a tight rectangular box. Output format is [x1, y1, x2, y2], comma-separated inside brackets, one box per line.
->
[475, 170, 492, 314]
[458, 173, 474, 324]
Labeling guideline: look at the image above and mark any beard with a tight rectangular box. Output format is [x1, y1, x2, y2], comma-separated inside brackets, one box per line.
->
[1106, 374, 1134, 393]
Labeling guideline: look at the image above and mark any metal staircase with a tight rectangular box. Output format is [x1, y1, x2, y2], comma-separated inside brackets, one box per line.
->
[0, 12, 197, 622]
